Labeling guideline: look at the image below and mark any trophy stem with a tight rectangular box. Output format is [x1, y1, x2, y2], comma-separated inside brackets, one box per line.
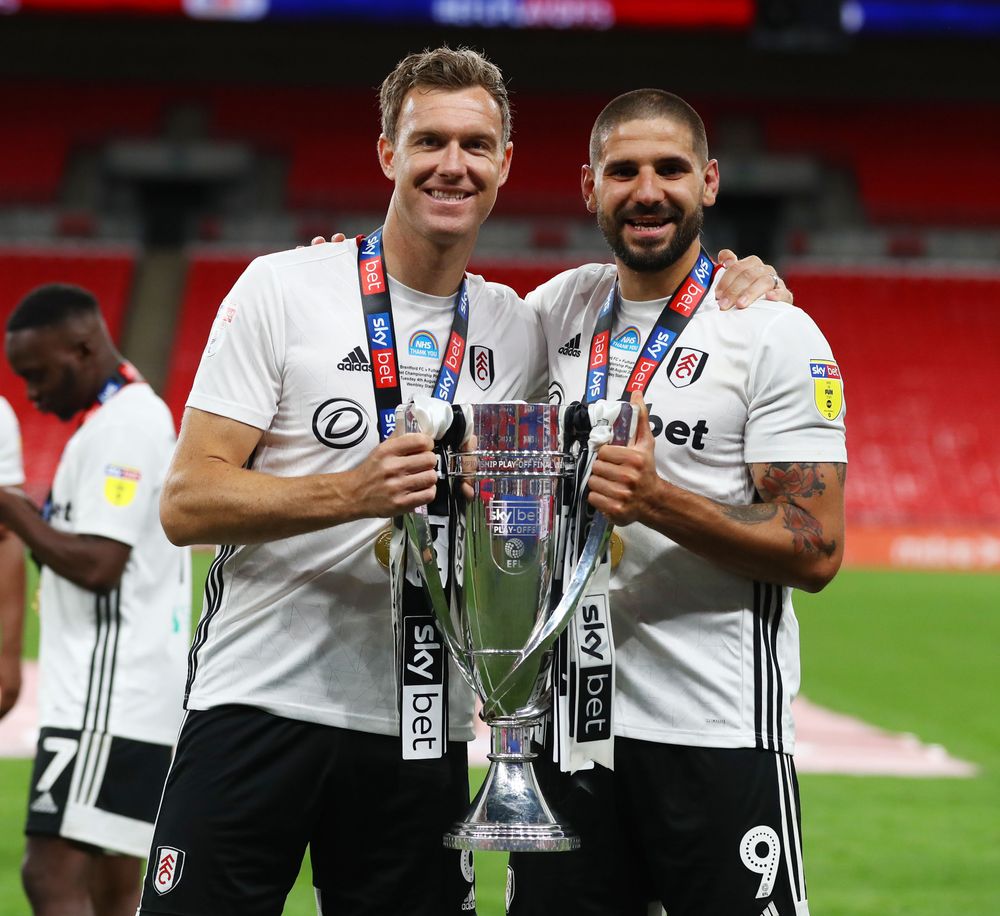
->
[443, 719, 580, 852]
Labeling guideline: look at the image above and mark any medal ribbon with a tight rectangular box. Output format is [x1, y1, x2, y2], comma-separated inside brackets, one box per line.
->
[358, 230, 469, 760]
[357, 228, 470, 440]
[77, 361, 143, 428]
[584, 248, 717, 403]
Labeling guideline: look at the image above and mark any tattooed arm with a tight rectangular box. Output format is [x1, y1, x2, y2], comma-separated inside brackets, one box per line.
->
[587, 394, 846, 592]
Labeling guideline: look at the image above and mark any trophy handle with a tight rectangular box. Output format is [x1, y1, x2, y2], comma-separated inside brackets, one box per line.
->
[402, 507, 480, 696]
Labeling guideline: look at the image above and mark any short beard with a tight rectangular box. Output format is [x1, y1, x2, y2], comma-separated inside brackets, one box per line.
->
[598, 204, 704, 273]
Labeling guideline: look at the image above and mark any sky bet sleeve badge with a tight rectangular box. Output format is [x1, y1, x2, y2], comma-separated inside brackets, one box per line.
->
[103, 464, 142, 507]
[810, 360, 844, 420]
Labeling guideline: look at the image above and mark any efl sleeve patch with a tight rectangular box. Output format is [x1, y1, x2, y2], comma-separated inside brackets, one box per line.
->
[103, 465, 142, 507]
[809, 360, 844, 421]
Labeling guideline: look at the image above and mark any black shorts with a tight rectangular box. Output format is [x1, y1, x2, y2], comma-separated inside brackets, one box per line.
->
[137, 705, 476, 916]
[507, 738, 809, 916]
[25, 725, 173, 858]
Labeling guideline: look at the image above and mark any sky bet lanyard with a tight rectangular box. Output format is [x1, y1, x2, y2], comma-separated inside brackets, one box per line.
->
[356, 228, 470, 439]
[584, 247, 717, 403]
[553, 250, 717, 773]
[357, 229, 471, 761]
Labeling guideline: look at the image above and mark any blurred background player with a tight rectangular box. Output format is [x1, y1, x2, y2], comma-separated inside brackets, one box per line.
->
[508, 89, 846, 916]
[0, 284, 191, 916]
[0, 395, 26, 720]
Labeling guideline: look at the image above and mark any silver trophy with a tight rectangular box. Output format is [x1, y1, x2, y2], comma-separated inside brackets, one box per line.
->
[401, 399, 632, 851]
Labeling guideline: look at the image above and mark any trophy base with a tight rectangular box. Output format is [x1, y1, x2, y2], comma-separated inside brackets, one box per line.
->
[443, 722, 581, 852]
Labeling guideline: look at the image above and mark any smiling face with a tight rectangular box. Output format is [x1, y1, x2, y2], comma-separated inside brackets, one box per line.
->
[583, 116, 719, 274]
[378, 86, 512, 249]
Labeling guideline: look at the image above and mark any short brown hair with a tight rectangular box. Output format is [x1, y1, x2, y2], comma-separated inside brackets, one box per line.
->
[379, 46, 511, 146]
[589, 89, 708, 166]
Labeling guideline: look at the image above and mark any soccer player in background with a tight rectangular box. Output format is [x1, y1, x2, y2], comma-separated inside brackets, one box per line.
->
[0, 395, 26, 721]
[1, 284, 191, 916]
[507, 90, 847, 916]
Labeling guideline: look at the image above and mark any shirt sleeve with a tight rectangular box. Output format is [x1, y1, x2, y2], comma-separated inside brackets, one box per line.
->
[186, 256, 285, 431]
[0, 398, 25, 487]
[744, 307, 848, 464]
[69, 422, 165, 547]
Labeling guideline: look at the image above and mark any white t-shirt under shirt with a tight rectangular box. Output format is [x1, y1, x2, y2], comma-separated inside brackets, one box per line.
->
[531, 262, 847, 754]
[0, 397, 24, 487]
[185, 241, 547, 740]
[39, 383, 191, 746]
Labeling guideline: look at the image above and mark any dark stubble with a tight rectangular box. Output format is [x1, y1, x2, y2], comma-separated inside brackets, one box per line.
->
[597, 202, 704, 273]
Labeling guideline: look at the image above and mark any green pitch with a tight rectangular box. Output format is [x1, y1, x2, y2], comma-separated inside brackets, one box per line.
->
[1, 562, 997, 915]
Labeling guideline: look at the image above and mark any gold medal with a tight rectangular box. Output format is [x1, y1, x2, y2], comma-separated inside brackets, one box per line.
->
[610, 531, 625, 570]
[373, 525, 393, 571]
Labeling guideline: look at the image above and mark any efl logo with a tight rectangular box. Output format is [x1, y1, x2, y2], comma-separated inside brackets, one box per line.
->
[153, 846, 185, 895]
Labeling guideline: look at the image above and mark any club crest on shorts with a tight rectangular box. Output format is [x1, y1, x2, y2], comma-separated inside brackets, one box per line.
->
[470, 345, 495, 391]
[153, 846, 185, 895]
[667, 347, 708, 388]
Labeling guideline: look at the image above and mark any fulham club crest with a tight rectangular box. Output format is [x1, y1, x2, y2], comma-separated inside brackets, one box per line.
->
[666, 348, 708, 388]
[471, 346, 495, 391]
[154, 846, 185, 895]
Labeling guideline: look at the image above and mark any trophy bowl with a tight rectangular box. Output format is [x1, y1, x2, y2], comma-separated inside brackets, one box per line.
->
[402, 400, 631, 852]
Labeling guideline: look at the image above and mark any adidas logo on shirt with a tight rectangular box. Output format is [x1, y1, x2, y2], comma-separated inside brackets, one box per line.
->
[337, 347, 372, 372]
[558, 333, 582, 358]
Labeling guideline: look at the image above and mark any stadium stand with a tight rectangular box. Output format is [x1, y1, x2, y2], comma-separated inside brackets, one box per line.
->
[784, 267, 1000, 539]
[2, 80, 998, 567]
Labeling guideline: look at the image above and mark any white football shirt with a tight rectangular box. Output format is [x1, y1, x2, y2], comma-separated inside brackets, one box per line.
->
[38, 383, 191, 746]
[532, 262, 847, 754]
[0, 397, 24, 487]
[185, 241, 546, 739]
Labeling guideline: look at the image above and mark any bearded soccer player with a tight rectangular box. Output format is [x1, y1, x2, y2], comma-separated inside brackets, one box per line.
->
[1, 284, 191, 916]
[507, 90, 846, 916]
